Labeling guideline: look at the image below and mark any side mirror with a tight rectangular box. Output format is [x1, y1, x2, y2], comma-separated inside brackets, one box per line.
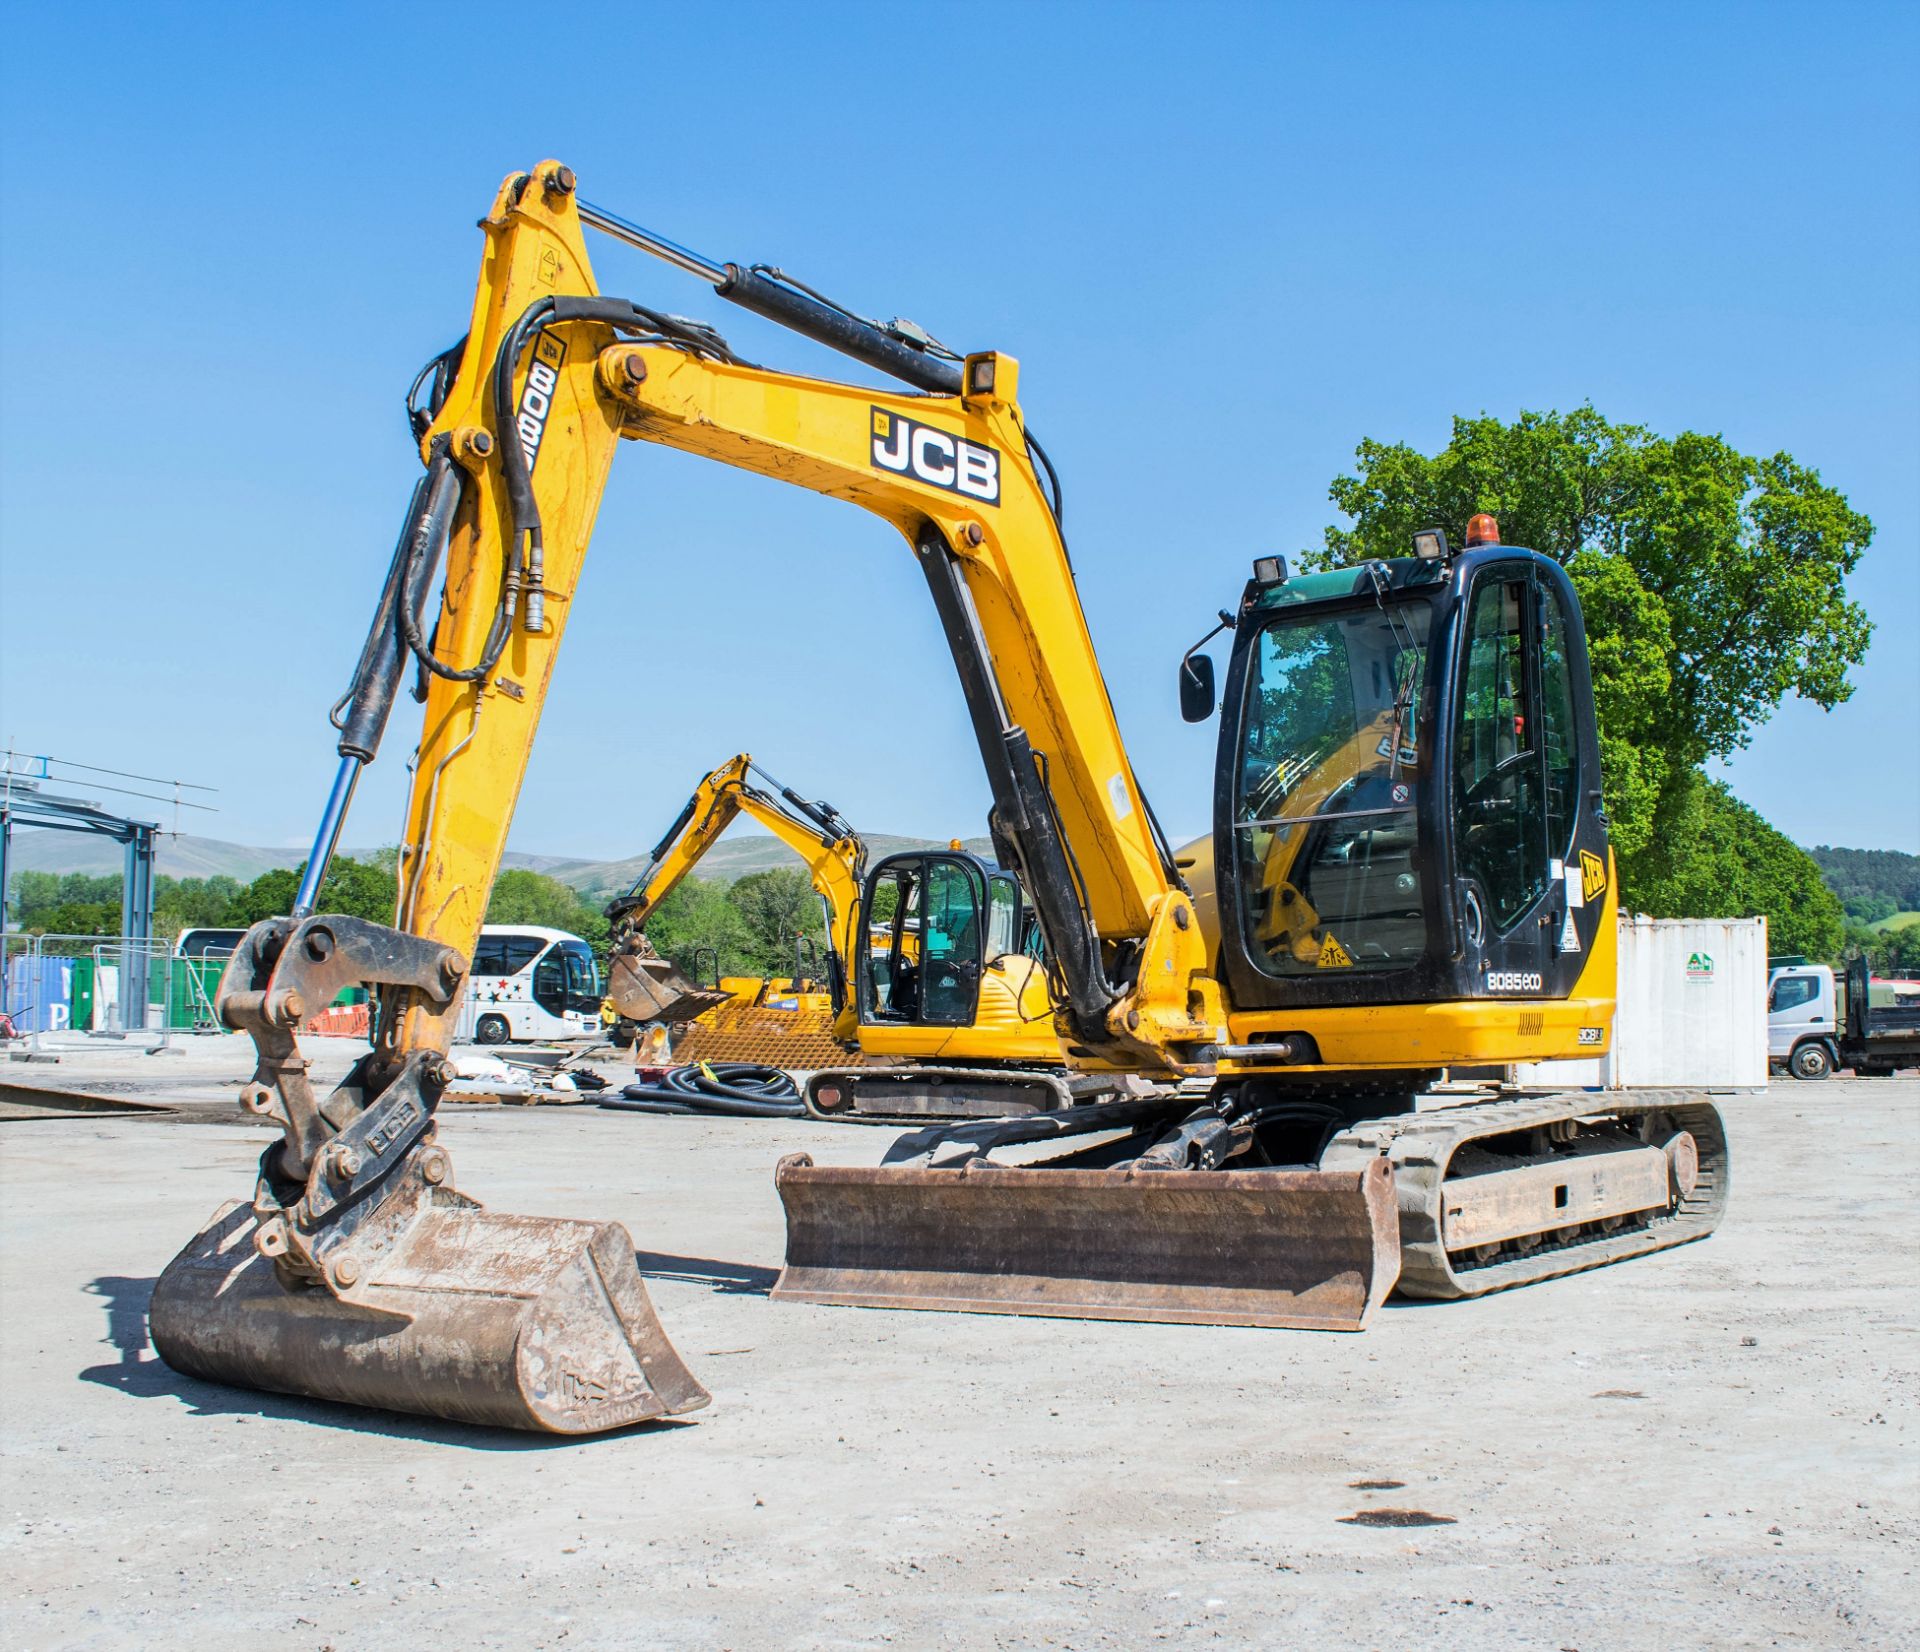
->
[1179, 653, 1216, 722]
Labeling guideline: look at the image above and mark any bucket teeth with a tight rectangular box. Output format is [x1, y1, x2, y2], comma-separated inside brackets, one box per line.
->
[771, 1152, 1399, 1331]
[151, 1193, 709, 1433]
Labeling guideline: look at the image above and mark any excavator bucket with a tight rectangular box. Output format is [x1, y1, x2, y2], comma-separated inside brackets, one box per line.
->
[772, 1152, 1399, 1331]
[606, 948, 734, 1027]
[151, 1193, 709, 1432]
[149, 914, 710, 1433]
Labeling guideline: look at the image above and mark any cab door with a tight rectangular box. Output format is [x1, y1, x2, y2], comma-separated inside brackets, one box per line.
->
[1450, 561, 1606, 1000]
[857, 853, 990, 1028]
[1766, 967, 1831, 1058]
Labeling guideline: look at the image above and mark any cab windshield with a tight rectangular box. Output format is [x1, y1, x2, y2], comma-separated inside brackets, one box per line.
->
[1234, 597, 1431, 976]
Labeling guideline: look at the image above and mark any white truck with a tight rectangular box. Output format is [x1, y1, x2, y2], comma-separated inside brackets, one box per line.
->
[1767, 956, 1920, 1079]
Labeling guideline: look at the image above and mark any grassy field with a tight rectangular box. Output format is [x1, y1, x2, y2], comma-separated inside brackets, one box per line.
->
[1870, 910, 1920, 932]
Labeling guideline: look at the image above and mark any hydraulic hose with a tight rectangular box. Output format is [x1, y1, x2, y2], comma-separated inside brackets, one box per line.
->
[605, 1063, 804, 1119]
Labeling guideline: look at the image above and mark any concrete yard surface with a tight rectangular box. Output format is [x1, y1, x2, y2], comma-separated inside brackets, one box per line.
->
[1, 1065, 1914, 1650]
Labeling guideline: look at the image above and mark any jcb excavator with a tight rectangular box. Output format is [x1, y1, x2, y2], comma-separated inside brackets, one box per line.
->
[603, 752, 1101, 1119]
[599, 752, 866, 1043]
[150, 161, 1725, 1434]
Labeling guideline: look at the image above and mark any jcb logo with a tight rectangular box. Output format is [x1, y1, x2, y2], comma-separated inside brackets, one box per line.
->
[871, 409, 1000, 504]
[1580, 849, 1607, 903]
[516, 334, 566, 469]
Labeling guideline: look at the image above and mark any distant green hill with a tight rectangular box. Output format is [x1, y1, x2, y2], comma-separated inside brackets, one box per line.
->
[1808, 846, 1920, 926]
[7, 826, 993, 899]
[556, 833, 997, 902]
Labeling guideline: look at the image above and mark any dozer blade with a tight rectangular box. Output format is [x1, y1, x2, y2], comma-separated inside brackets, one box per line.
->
[771, 1152, 1399, 1331]
[152, 1194, 709, 1433]
[606, 949, 734, 1026]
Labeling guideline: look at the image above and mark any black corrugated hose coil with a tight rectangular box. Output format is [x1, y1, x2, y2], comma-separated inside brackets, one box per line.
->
[605, 1062, 804, 1118]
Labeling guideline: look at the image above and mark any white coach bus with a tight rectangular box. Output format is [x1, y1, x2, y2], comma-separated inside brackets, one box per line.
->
[457, 925, 603, 1044]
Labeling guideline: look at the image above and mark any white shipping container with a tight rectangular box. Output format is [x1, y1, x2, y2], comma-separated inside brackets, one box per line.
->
[1509, 915, 1768, 1090]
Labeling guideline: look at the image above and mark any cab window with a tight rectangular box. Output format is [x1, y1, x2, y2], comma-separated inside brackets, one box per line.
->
[1233, 598, 1432, 975]
[864, 862, 920, 1019]
[862, 857, 986, 1025]
[1539, 581, 1581, 862]
[919, 860, 984, 1022]
[986, 874, 1022, 960]
[1454, 576, 1547, 931]
[1768, 975, 1819, 1013]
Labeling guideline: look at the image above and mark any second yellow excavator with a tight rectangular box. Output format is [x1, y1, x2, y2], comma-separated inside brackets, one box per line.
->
[602, 752, 1118, 1120]
[149, 161, 1726, 1435]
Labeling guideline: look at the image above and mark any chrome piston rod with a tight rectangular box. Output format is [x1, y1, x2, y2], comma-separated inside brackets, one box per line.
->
[577, 200, 727, 284]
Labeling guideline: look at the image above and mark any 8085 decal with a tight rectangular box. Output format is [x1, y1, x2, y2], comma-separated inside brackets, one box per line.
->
[870, 408, 1000, 503]
[516, 333, 566, 469]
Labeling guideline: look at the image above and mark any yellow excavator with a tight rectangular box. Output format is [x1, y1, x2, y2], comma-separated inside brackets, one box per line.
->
[150, 161, 1725, 1433]
[598, 751, 863, 1048]
[602, 752, 1094, 1119]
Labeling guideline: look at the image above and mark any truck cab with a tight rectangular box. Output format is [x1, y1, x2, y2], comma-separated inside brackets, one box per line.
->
[1767, 962, 1837, 1080]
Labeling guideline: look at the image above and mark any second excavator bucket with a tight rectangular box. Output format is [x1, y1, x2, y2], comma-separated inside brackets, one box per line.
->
[771, 1151, 1399, 1331]
[149, 914, 709, 1433]
[606, 946, 735, 1027]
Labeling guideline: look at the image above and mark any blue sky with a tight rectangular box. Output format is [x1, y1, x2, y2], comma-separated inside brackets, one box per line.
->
[1, 1, 1914, 860]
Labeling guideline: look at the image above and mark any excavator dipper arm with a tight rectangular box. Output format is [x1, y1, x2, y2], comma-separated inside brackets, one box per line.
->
[149, 170, 715, 1433]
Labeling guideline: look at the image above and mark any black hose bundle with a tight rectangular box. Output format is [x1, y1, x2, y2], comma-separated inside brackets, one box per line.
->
[604, 1063, 804, 1119]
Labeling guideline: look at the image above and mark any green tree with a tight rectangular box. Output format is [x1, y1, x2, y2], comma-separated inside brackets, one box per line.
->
[153, 874, 242, 938]
[6, 870, 121, 935]
[31, 900, 120, 937]
[728, 866, 821, 976]
[485, 869, 610, 955]
[1620, 778, 1844, 957]
[1308, 407, 1873, 899]
[640, 878, 756, 980]
[225, 855, 395, 927]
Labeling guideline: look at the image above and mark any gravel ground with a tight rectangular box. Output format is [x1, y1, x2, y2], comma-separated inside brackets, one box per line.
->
[1, 1043, 1913, 1650]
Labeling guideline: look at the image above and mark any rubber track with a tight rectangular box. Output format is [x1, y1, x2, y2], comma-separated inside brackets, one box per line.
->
[1320, 1090, 1728, 1300]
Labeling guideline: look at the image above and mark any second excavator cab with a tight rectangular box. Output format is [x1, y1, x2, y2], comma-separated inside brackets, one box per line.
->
[805, 849, 1074, 1122]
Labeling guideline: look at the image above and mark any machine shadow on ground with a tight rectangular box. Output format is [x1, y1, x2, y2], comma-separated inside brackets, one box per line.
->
[77, 1275, 697, 1448]
[631, 1251, 777, 1295]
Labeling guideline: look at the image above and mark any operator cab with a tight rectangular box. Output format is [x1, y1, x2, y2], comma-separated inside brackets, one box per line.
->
[1191, 523, 1610, 1012]
[858, 850, 1037, 1028]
